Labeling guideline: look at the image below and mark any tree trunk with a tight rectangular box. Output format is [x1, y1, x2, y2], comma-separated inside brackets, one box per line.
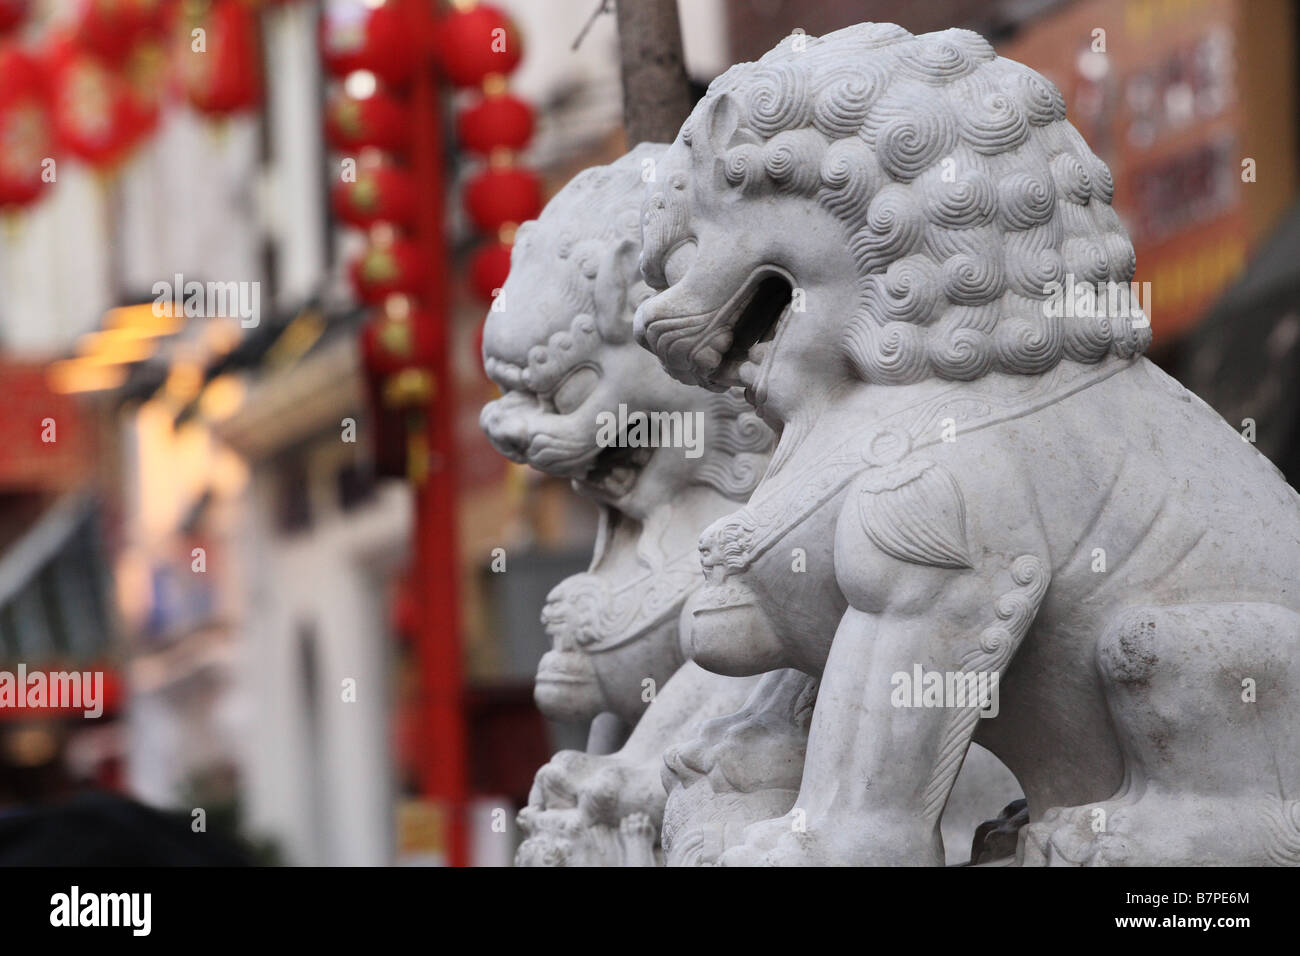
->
[615, 0, 693, 145]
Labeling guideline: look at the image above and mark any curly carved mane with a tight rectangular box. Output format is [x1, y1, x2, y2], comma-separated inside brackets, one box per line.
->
[485, 144, 661, 392]
[668, 23, 1151, 385]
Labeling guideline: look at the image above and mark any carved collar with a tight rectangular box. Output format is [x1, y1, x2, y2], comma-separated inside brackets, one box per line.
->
[704, 358, 1135, 573]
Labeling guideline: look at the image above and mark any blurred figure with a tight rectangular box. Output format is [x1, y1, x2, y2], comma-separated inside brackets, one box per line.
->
[0, 723, 252, 865]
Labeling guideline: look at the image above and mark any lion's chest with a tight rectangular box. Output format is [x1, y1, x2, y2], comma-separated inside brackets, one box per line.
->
[693, 482, 853, 674]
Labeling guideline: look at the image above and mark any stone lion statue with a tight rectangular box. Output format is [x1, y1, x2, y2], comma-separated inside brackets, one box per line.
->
[634, 23, 1300, 866]
[482, 142, 1023, 867]
[480, 145, 772, 864]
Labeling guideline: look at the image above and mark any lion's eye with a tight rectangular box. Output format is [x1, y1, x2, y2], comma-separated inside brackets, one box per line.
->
[550, 366, 599, 415]
[663, 239, 698, 288]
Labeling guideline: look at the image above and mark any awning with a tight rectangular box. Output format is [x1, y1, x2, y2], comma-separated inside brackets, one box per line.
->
[0, 493, 116, 666]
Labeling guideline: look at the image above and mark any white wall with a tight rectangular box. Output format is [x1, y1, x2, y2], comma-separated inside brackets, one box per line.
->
[236, 466, 411, 866]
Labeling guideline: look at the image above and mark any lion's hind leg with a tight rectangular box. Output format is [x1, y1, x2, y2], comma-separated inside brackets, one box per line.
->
[1021, 602, 1300, 866]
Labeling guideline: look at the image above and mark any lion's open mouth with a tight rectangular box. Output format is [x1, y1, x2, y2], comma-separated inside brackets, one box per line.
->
[699, 270, 793, 396]
[575, 442, 654, 499]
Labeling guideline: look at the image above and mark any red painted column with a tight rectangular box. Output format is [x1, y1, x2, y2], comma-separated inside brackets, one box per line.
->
[410, 2, 469, 868]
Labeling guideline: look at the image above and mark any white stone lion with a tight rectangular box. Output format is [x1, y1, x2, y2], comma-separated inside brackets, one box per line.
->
[635, 23, 1300, 866]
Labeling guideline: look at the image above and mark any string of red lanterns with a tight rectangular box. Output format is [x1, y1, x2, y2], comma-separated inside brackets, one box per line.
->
[0, 45, 54, 208]
[0, 0, 278, 216]
[330, 0, 538, 447]
[175, 0, 264, 117]
[326, 0, 535, 869]
[445, 3, 539, 310]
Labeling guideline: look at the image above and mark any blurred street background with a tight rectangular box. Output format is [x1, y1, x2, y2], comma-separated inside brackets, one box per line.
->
[0, 0, 1294, 865]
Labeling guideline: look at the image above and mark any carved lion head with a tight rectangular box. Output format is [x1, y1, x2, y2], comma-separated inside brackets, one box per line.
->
[634, 23, 1151, 425]
[481, 144, 772, 511]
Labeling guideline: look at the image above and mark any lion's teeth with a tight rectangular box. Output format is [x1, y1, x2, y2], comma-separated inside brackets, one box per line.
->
[748, 342, 771, 364]
[697, 346, 723, 370]
[737, 361, 758, 386]
[710, 328, 733, 353]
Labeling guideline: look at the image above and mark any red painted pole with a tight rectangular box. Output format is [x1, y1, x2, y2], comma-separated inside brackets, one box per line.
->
[410, 1, 469, 868]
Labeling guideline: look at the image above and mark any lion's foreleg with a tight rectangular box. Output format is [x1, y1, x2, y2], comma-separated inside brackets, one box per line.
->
[741, 555, 1048, 865]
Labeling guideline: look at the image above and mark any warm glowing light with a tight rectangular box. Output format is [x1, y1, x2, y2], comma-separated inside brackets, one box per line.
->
[210, 447, 250, 497]
[104, 303, 183, 337]
[164, 361, 204, 404]
[47, 359, 128, 394]
[345, 70, 378, 99]
[77, 330, 157, 366]
[265, 311, 325, 368]
[198, 374, 246, 422]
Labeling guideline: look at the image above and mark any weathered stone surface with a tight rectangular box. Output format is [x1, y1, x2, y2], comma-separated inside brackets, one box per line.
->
[634, 23, 1300, 866]
[482, 140, 1021, 866]
[481, 146, 772, 865]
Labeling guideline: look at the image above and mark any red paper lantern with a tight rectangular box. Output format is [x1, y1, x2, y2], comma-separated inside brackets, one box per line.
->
[0, 46, 46, 102]
[463, 164, 540, 232]
[0, 0, 30, 37]
[47, 37, 138, 168]
[332, 161, 416, 230]
[321, 0, 423, 88]
[456, 91, 533, 155]
[469, 239, 513, 303]
[324, 86, 410, 152]
[176, 0, 262, 116]
[437, 3, 521, 88]
[71, 0, 138, 65]
[349, 236, 426, 304]
[131, 0, 170, 39]
[359, 299, 440, 378]
[358, 297, 442, 477]
[0, 46, 55, 208]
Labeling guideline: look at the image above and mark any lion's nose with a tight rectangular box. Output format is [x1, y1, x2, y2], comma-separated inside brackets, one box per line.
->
[480, 400, 531, 462]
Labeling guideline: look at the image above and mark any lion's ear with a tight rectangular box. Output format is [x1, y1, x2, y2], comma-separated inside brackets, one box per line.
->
[704, 93, 759, 153]
[593, 236, 638, 343]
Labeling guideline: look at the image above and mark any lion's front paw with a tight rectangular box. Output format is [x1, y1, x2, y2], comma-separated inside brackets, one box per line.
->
[1017, 793, 1281, 867]
[716, 843, 774, 867]
[515, 806, 585, 866]
[1020, 805, 1114, 866]
[528, 750, 599, 811]
[576, 758, 668, 827]
[719, 810, 946, 865]
[521, 752, 669, 866]
[716, 816, 816, 866]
